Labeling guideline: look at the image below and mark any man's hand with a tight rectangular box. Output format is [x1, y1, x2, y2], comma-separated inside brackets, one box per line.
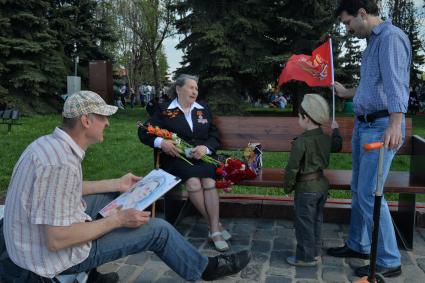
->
[383, 113, 403, 149]
[161, 139, 180, 157]
[115, 209, 151, 228]
[83, 173, 141, 195]
[331, 120, 339, 129]
[192, 145, 208, 159]
[117, 173, 142, 193]
[333, 81, 356, 99]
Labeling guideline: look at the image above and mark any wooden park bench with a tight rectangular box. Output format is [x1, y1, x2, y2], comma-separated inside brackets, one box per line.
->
[159, 116, 425, 250]
[0, 109, 21, 134]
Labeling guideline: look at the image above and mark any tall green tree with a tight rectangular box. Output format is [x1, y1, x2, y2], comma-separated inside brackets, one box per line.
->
[175, 0, 336, 115]
[387, 0, 424, 85]
[334, 28, 362, 88]
[0, 0, 116, 113]
[263, 0, 336, 115]
[48, 0, 116, 86]
[113, 0, 172, 94]
[0, 0, 66, 111]
[175, 0, 271, 113]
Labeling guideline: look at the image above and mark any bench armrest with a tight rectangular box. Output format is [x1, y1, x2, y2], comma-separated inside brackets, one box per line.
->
[410, 135, 425, 186]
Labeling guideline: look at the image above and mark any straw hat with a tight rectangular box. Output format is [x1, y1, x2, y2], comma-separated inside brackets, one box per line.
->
[301, 93, 329, 125]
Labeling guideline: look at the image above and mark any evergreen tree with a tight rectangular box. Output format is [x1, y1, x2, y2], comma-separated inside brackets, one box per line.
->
[48, 0, 116, 86]
[175, 0, 284, 113]
[264, 0, 336, 115]
[175, 0, 240, 112]
[335, 29, 362, 88]
[0, 0, 66, 110]
[387, 0, 424, 85]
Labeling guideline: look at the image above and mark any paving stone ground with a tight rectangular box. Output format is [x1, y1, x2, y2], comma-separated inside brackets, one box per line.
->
[98, 215, 425, 283]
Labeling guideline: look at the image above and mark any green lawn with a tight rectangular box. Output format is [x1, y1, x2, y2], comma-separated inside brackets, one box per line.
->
[1, 110, 424, 201]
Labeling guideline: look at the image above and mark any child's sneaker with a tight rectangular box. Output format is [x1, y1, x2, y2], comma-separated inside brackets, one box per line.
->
[286, 255, 317, 267]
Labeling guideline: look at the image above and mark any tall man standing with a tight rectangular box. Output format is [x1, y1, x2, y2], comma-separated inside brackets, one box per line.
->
[327, 0, 411, 278]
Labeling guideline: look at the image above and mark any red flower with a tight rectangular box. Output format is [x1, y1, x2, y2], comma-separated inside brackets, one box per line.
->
[215, 157, 256, 192]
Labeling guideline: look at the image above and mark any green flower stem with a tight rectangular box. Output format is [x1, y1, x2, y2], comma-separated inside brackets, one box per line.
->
[177, 138, 220, 166]
[178, 154, 194, 166]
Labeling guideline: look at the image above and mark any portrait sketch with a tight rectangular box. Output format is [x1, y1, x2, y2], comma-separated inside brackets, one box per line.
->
[100, 169, 181, 217]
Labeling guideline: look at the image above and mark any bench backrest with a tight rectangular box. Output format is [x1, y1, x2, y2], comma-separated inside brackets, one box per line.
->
[1, 110, 20, 121]
[214, 116, 412, 155]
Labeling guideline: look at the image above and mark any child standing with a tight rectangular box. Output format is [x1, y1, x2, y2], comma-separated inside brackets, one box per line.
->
[284, 94, 342, 266]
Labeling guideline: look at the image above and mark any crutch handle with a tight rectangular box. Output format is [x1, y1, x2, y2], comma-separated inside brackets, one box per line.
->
[364, 142, 384, 151]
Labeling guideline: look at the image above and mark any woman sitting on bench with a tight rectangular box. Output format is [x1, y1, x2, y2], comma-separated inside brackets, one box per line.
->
[138, 74, 231, 252]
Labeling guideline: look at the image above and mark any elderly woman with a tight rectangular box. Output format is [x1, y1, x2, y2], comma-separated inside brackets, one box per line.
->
[138, 74, 231, 251]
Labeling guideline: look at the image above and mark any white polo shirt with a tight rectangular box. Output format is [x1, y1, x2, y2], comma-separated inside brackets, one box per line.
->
[4, 127, 91, 278]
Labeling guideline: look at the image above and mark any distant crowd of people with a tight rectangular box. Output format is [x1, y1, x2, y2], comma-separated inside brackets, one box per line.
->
[113, 81, 169, 112]
[246, 89, 291, 110]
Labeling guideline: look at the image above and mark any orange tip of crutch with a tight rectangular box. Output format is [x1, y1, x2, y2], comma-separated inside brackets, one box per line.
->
[363, 142, 384, 151]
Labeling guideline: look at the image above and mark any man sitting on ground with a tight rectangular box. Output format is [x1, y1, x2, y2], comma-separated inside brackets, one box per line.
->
[1, 91, 250, 283]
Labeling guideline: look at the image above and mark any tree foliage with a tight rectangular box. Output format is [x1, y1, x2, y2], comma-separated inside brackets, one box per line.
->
[175, 0, 337, 114]
[175, 0, 275, 113]
[387, 0, 424, 85]
[332, 24, 362, 88]
[0, 0, 116, 113]
[48, 0, 116, 85]
[0, 0, 66, 106]
[113, 0, 173, 94]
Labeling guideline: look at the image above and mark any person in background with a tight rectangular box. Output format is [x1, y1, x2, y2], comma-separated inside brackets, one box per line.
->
[277, 93, 288, 109]
[130, 86, 136, 109]
[284, 94, 342, 267]
[138, 83, 146, 107]
[327, 0, 411, 278]
[138, 74, 232, 252]
[113, 81, 124, 110]
[1, 90, 250, 283]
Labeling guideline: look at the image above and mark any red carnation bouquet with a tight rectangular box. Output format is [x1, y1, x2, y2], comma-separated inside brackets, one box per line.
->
[143, 124, 221, 166]
[215, 158, 257, 192]
[140, 123, 257, 192]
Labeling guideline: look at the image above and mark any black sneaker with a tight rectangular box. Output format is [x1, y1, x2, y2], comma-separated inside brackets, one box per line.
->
[327, 245, 369, 259]
[355, 264, 402, 278]
[87, 269, 119, 283]
[202, 250, 251, 281]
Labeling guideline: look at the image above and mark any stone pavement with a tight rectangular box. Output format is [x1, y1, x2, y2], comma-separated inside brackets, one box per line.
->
[98, 215, 425, 283]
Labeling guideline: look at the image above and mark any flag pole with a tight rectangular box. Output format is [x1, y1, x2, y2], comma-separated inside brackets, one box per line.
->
[329, 36, 336, 122]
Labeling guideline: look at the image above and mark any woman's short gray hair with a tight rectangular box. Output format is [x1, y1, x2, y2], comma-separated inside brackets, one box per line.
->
[167, 74, 199, 99]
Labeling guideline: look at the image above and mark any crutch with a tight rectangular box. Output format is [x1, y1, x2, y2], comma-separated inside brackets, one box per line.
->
[354, 141, 386, 283]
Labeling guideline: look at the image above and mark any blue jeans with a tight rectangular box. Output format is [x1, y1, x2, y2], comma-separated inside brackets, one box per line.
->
[62, 193, 208, 281]
[346, 117, 404, 268]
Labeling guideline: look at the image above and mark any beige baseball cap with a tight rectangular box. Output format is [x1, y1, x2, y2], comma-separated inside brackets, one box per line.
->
[301, 93, 329, 125]
[63, 91, 118, 118]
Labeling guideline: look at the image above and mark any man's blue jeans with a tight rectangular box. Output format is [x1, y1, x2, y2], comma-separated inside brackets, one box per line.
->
[346, 117, 404, 268]
[62, 193, 208, 281]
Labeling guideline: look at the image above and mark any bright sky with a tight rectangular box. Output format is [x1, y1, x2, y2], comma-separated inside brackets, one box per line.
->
[163, 36, 184, 75]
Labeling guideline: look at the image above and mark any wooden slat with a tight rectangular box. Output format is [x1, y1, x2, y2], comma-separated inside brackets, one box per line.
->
[236, 168, 424, 194]
[214, 116, 412, 155]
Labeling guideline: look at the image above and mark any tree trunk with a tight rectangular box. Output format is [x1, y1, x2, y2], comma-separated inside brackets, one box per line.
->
[290, 84, 304, 117]
[151, 52, 161, 99]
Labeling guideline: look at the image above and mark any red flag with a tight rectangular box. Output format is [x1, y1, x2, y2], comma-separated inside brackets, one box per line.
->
[278, 40, 333, 87]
